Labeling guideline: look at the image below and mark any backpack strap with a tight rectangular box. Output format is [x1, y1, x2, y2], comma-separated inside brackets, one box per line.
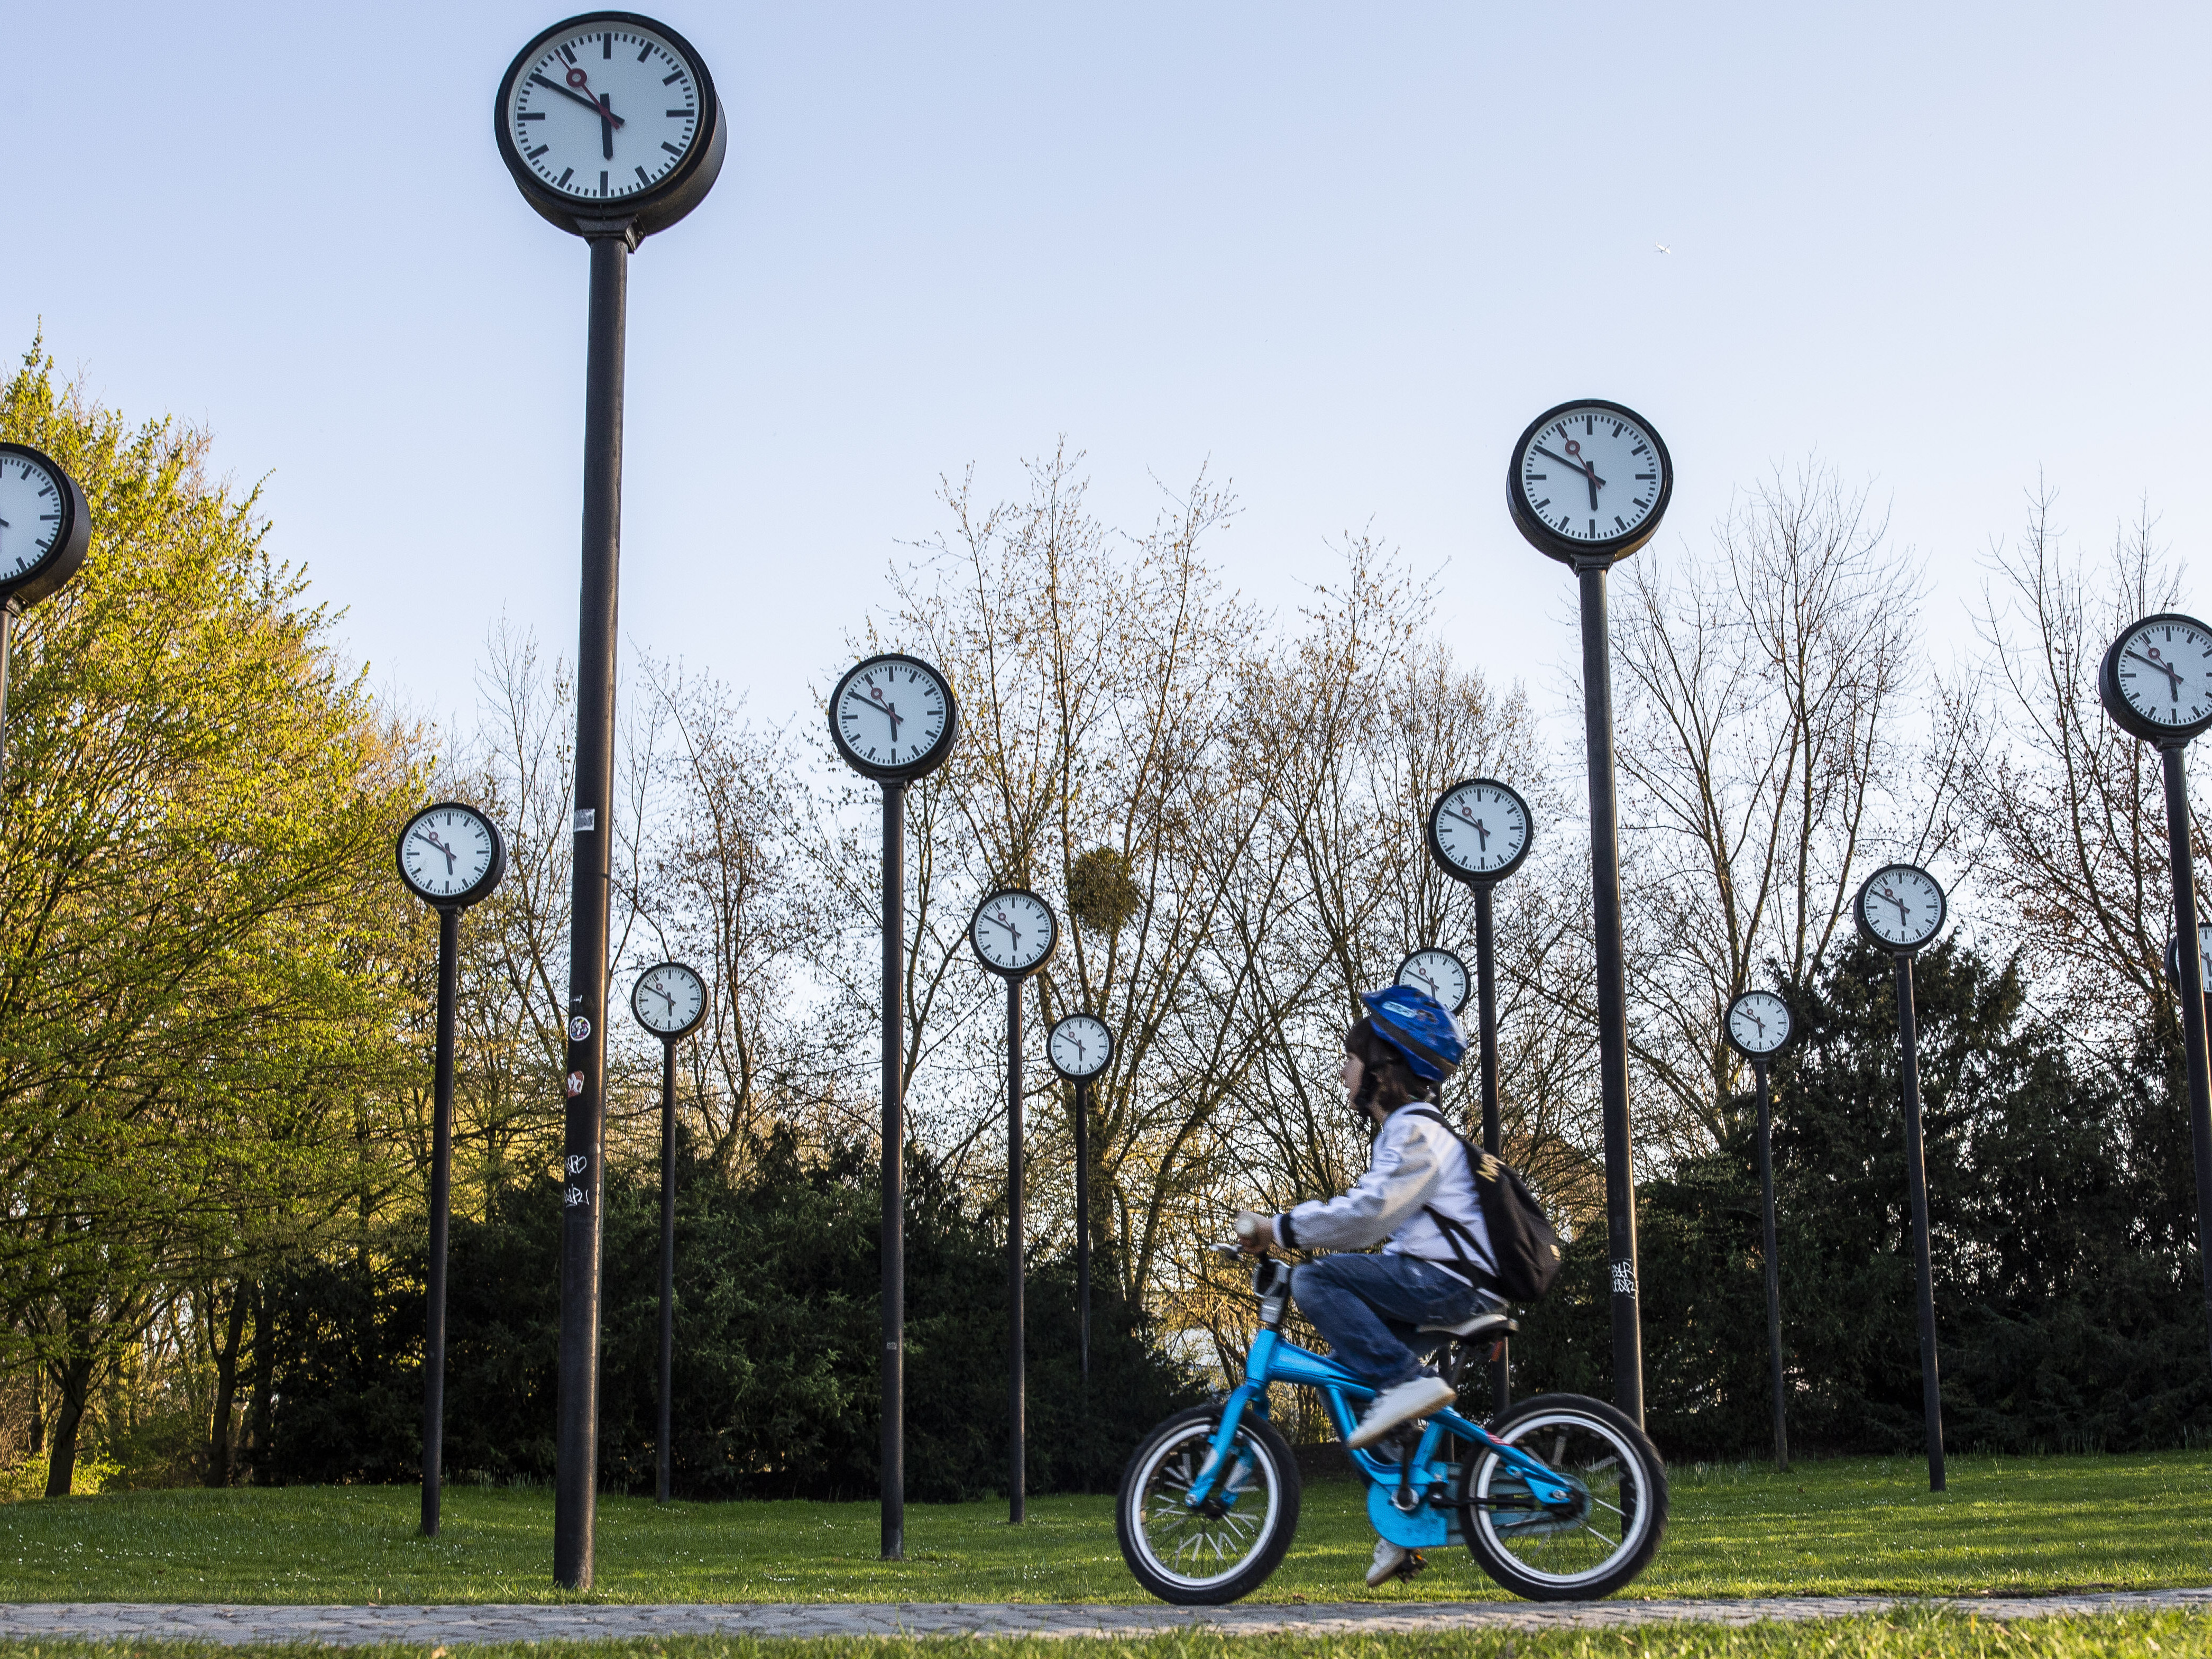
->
[1398, 1106, 1499, 1293]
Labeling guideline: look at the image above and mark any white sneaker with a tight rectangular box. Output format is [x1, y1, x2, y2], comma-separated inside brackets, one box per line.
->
[1345, 1374, 1456, 1449]
[1365, 1538, 1425, 1587]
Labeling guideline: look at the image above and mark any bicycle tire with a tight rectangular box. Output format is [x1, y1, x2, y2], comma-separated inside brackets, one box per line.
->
[1455, 1391, 1667, 1600]
[1117, 1403, 1301, 1605]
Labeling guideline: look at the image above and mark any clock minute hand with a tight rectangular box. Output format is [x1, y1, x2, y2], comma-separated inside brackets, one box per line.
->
[1532, 444, 1604, 487]
[2126, 649, 2185, 699]
[528, 72, 628, 127]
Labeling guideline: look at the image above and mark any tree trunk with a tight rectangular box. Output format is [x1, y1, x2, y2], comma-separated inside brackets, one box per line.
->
[206, 1280, 250, 1487]
[43, 1353, 94, 1498]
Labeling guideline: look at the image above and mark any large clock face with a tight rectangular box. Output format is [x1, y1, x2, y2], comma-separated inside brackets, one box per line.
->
[2101, 614, 2212, 739]
[1049, 1014, 1113, 1080]
[501, 19, 705, 205]
[830, 654, 958, 781]
[633, 961, 706, 1037]
[1725, 990, 1792, 1058]
[0, 449, 68, 583]
[1427, 779, 1532, 883]
[1509, 400, 1672, 560]
[970, 888, 1057, 977]
[1855, 864, 1946, 952]
[1397, 949, 1471, 1016]
[398, 804, 503, 906]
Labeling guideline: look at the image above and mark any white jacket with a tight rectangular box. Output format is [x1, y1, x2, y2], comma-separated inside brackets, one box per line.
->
[1272, 1102, 1496, 1279]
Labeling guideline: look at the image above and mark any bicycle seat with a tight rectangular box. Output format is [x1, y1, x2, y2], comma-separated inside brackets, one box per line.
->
[1417, 1310, 1519, 1340]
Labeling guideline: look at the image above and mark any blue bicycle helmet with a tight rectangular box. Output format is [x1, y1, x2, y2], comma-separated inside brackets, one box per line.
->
[1360, 985, 1465, 1081]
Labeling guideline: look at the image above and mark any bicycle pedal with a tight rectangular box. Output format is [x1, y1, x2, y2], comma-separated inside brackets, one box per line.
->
[1398, 1550, 1428, 1581]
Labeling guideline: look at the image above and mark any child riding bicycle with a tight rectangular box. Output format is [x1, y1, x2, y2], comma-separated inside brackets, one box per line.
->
[1235, 984, 1502, 1587]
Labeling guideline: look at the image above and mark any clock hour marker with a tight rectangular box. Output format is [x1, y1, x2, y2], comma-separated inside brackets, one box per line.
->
[603, 32, 612, 57]
[636, 165, 652, 185]
[558, 167, 574, 187]
[661, 141, 682, 154]
[667, 109, 693, 118]
[528, 144, 550, 159]
[519, 111, 546, 121]
[561, 43, 576, 62]
[664, 70, 685, 84]
[600, 170, 609, 195]
[639, 43, 653, 60]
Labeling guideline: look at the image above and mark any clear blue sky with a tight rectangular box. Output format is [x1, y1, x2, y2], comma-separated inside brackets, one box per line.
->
[6, 2, 2207, 735]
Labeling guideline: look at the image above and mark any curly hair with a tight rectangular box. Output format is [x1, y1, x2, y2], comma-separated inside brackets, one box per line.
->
[1345, 1017, 1437, 1115]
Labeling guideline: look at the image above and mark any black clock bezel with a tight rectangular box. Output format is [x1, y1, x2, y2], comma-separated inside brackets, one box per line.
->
[396, 802, 508, 911]
[1507, 399, 1674, 567]
[969, 886, 1059, 980]
[1723, 989, 1794, 1061]
[829, 652, 960, 783]
[632, 960, 708, 1040]
[2098, 612, 2212, 745]
[1852, 862, 1947, 955]
[1396, 948, 1471, 1016]
[1425, 777, 1535, 886]
[1047, 1013, 1114, 1081]
[2163, 924, 2212, 993]
[494, 11, 728, 242]
[0, 444, 90, 611]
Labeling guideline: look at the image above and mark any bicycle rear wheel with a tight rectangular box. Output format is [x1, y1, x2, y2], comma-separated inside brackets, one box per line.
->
[1116, 1404, 1300, 1605]
[1455, 1392, 1667, 1600]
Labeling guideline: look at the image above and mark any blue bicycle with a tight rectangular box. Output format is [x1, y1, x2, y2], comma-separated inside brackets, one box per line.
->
[1116, 1249, 1667, 1604]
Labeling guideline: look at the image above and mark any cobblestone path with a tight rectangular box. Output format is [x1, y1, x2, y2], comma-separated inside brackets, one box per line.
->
[0, 1589, 2206, 1644]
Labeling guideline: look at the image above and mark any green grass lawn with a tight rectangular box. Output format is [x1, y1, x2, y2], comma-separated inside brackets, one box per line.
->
[0, 1452, 2205, 1606]
[0, 1617, 2208, 1659]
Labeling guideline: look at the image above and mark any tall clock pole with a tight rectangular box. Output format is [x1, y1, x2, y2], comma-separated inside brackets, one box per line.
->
[2097, 616, 2212, 1384]
[1506, 402, 1672, 1431]
[395, 804, 506, 1540]
[1006, 973, 1026, 1524]
[1074, 1071, 1091, 1381]
[828, 653, 958, 1562]
[1471, 883, 1509, 1413]
[1753, 1056, 1786, 1472]
[493, 13, 727, 1591]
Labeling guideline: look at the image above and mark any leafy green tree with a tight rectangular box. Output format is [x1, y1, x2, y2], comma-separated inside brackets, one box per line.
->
[0, 343, 425, 1493]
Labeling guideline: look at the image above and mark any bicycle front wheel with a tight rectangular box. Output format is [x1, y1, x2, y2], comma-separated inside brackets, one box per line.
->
[1116, 1404, 1301, 1605]
[1456, 1392, 1667, 1600]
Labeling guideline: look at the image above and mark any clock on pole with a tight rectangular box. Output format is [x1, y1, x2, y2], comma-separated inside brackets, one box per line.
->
[1396, 948, 1470, 1017]
[631, 960, 706, 1506]
[2099, 611, 2212, 1409]
[1421, 774, 1535, 1417]
[828, 650, 959, 1562]
[1048, 1013, 1114, 1381]
[495, 10, 724, 1590]
[1723, 987, 1794, 1473]
[971, 886, 1058, 1524]
[1508, 398, 1674, 1431]
[394, 802, 507, 1540]
[1852, 861, 1949, 1491]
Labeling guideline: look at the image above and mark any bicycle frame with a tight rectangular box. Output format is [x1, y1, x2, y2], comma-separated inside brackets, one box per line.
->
[1183, 1259, 1576, 1532]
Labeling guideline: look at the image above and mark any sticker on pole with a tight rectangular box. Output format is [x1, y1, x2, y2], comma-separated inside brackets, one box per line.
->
[568, 1015, 591, 1041]
[565, 1070, 585, 1097]
[1611, 1260, 1638, 1297]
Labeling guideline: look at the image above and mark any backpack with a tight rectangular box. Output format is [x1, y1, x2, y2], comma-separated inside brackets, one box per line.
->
[1401, 1106, 1565, 1303]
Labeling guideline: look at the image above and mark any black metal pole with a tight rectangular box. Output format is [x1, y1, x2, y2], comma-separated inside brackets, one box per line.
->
[1576, 559, 1644, 1426]
[1008, 975, 1026, 1523]
[657, 1035, 677, 1505]
[880, 782, 906, 1560]
[1473, 883, 1508, 1417]
[1894, 955, 1945, 1492]
[1075, 1075, 1091, 1383]
[555, 230, 629, 1590]
[1754, 1058, 1787, 1472]
[421, 905, 460, 1537]
[2160, 745, 2212, 1377]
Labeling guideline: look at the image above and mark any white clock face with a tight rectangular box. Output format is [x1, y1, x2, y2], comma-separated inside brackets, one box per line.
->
[634, 964, 705, 1035]
[834, 658, 952, 774]
[1397, 950, 1470, 1015]
[972, 890, 1056, 975]
[1431, 781, 1530, 879]
[1859, 865, 1945, 950]
[1516, 406, 1667, 546]
[1728, 991, 1791, 1057]
[504, 21, 703, 205]
[0, 452, 66, 582]
[2112, 618, 2212, 731]
[1050, 1015, 1112, 1078]
[400, 806, 497, 901]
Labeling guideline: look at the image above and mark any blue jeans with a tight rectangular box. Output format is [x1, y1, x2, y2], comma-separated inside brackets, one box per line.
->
[1291, 1252, 1493, 1390]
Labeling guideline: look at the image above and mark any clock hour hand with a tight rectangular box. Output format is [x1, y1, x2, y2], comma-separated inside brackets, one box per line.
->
[599, 94, 615, 160]
[2126, 649, 2185, 698]
[528, 72, 628, 127]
